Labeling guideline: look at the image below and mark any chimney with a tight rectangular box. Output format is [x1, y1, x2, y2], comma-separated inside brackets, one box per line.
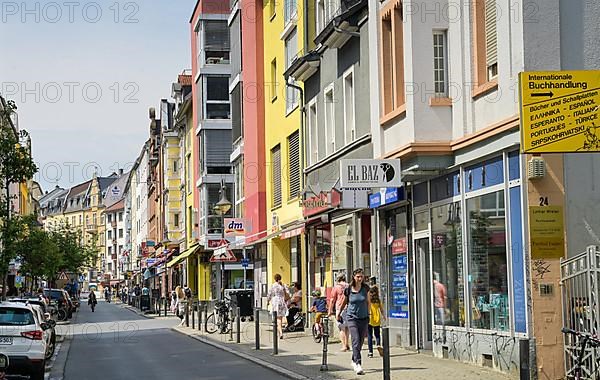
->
[119, 169, 124, 176]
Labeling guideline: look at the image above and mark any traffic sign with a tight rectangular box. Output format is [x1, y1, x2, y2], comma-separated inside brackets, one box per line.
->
[58, 272, 68, 280]
[210, 243, 237, 262]
[519, 70, 600, 153]
[241, 258, 250, 268]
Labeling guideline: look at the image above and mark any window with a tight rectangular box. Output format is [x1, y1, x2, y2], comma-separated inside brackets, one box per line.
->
[119, 245, 123, 254]
[433, 31, 448, 97]
[234, 158, 244, 206]
[93, 213, 97, 225]
[108, 214, 112, 223]
[343, 68, 355, 144]
[431, 202, 464, 327]
[484, 0, 498, 80]
[231, 83, 243, 142]
[79, 215, 82, 225]
[203, 20, 230, 64]
[271, 145, 282, 208]
[380, 1, 405, 117]
[467, 189, 509, 331]
[284, 0, 297, 25]
[472, 0, 498, 90]
[316, 0, 325, 34]
[308, 100, 318, 165]
[108, 230, 112, 240]
[108, 263, 112, 272]
[324, 87, 335, 155]
[108, 246, 112, 255]
[288, 131, 300, 199]
[173, 160, 178, 173]
[119, 212, 123, 222]
[285, 29, 299, 113]
[119, 229, 123, 238]
[205, 76, 230, 119]
[173, 213, 179, 228]
[186, 155, 191, 193]
[270, 59, 277, 102]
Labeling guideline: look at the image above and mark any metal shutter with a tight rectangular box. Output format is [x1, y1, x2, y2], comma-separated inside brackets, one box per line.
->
[272, 145, 282, 208]
[205, 129, 232, 167]
[484, 0, 497, 68]
[288, 131, 300, 199]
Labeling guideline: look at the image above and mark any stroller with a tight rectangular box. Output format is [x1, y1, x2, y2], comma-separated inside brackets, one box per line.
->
[285, 310, 305, 332]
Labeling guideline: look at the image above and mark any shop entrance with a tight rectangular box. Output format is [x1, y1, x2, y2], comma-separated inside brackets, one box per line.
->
[415, 237, 432, 350]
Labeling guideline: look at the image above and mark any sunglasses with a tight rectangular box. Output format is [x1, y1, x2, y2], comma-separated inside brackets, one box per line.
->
[353, 268, 364, 276]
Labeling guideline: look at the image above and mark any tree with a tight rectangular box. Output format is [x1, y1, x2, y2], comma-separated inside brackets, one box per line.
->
[13, 215, 61, 284]
[49, 221, 96, 279]
[0, 98, 38, 298]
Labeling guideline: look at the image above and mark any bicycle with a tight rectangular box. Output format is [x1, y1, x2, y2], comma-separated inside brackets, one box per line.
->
[310, 311, 325, 343]
[562, 327, 600, 379]
[205, 298, 232, 334]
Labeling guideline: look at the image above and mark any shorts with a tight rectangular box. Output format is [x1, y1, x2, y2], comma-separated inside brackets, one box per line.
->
[315, 312, 326, 324]
[337, 309, 348, 330]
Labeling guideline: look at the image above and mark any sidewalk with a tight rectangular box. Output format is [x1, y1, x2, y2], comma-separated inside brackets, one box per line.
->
[171, 320, 515, 380]
[117, 300, 178, 319]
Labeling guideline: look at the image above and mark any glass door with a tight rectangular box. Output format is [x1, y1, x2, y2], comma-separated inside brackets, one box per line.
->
[415, 237, 432, 350]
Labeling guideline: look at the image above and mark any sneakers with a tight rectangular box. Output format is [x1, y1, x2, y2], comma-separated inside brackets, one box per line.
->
[355, 363, 365, 375]
[351, 361, 358, 373]
[377, 345, 384, 357]
[367, 352, 373, 358]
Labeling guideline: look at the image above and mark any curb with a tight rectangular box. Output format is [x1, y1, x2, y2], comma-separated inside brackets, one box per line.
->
[171, 327, 311, 380]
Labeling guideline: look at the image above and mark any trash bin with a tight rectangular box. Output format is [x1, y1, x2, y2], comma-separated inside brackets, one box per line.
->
[229, 290, 254, 319]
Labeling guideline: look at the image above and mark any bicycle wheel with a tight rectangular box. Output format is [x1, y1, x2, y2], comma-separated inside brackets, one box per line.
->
[57, 309, 67, 321]
[205, 313, 218, 334]
[312, 324, 322, 343]
[219, 313, 232, 334]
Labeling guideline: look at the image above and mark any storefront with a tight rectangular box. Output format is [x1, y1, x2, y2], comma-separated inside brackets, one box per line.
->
[374, 150, 527, 371]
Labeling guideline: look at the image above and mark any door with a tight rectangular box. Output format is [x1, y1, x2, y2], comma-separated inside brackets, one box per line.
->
[415, 238, 432, 350]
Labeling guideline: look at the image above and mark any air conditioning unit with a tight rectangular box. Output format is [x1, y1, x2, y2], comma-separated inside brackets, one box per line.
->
[527, 157, 546, 179]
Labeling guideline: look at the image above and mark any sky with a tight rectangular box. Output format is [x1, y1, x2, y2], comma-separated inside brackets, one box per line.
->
[0, 0, 196, 191]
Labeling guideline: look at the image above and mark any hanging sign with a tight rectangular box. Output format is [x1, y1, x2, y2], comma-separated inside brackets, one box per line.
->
[340, 159, 402, 188]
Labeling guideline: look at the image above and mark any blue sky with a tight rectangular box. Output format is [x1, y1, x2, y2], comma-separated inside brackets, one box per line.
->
[0, 0, 196, 190]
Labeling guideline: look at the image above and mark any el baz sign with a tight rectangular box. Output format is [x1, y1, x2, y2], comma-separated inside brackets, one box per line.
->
[340, 159, 402, 188]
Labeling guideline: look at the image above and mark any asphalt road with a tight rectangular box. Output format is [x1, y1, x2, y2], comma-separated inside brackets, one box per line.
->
[60, 300, 288, 380]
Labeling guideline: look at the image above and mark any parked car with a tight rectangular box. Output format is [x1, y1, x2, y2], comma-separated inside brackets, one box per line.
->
[43, 289, 73, 319]
[8, 299, 57, 360]
[0, 302, 53, 379]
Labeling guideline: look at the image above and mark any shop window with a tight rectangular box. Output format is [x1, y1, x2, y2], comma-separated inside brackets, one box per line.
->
[430, 172, 460, 203]
[414, 211, 429, 232]
[508, 151, 520, 181]
[333, 219, 352, 280]
[387, 208, 409, 320]
[467, 189, 509, 331]
[431, 202, 464, 327]
[413, 182, 428, 207]
[464, 156, 503, 192]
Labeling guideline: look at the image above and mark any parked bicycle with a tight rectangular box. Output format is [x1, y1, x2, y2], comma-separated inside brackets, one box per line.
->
[205, 298, 232, 334]
[47, 300, 68, 321]
[562, 327, 600, 379]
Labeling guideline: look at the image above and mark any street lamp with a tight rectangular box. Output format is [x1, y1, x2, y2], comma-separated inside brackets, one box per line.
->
[213, 181, 232, 300]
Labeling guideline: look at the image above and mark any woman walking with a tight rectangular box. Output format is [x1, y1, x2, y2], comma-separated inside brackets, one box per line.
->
[175, 286, 186, 326]
[338, 268, 370, 375]
[328, 273, 350, 351]
[267, 273, 289, 339]
[367, 286, 385, 357]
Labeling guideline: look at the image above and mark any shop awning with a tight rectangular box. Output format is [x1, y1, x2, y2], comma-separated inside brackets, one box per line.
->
[167, 244, 200, 268]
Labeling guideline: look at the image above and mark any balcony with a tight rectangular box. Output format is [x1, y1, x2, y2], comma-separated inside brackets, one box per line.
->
[85, 223, 97, 232]
[314, 0, 366, 49]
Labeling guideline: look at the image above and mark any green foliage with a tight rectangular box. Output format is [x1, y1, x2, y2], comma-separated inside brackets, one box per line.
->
[48, 221, 97, 274]
[14, 216, 61, 279]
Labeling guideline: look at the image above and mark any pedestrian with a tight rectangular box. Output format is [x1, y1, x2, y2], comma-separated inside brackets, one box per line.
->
[433, 272, 447, 325]
[367, 285, 385, 357]
[328, 273, 350, 351]
[175, 286, 186, 327]
[88, 290, 97, 312]
[267, 273, 289, 339]
[338, 268, 370, 375]
[285, 282, 302, 331]
[183, 284, 192, 300]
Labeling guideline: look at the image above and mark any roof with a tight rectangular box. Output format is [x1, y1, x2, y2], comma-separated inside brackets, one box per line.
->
[104, 199, 125, 212]
[178, 74, 192, 86]
[103, 173, 129, 208]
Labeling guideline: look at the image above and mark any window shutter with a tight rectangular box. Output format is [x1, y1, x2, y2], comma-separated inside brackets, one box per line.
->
[205, 129, 232, 167]
[204, 21, 230, 51]
[484, 0, 497, 68]
[272, 145, 282, 208]
[288, 131, 300, 199]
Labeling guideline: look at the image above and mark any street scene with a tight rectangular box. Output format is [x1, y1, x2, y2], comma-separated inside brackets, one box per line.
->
[1, 0, 600, 379]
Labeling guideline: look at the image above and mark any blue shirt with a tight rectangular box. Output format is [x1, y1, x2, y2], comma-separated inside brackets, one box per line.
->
[312, 298, 327, 313]
[347, 285, 369, 320]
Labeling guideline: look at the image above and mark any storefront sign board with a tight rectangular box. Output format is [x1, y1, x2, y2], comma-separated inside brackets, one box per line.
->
[391, 238, 407, 254]
[302, 190, 341, 217]
[519, 70, 600, 153]
[224, 218, 252, 237]
[340, 159, 402, 188]
[369, 187, 402, 208]
[529, 205, 565, 258]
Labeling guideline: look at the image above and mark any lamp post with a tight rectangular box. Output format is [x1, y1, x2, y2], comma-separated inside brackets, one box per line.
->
[213, 180, 232, 301]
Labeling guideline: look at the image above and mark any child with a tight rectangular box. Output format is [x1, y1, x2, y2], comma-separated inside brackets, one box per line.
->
[368, 286, 385, 357]
[310, 289, 328, 335]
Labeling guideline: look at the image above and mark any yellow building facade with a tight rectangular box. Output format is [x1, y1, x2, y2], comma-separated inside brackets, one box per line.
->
[263, 0, 306, 288]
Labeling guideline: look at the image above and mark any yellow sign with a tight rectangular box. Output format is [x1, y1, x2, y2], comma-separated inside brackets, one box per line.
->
[519, 70, 600, 153]
[529, 205, 564, 259]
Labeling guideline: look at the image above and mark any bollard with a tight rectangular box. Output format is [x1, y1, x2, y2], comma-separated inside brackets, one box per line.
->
[382, 327, 391, 380]
[197, 303, 202, 331]
[236, 307, 241, 344]
[185, 301, 190, 327]
[192, 302, 196, 329]
[320, 316, 329, 371]
[229, 308, 234, 341]
[164, 298, 168, 317]
[255, 308, 260, 350]
[272, 311, 278, 355]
